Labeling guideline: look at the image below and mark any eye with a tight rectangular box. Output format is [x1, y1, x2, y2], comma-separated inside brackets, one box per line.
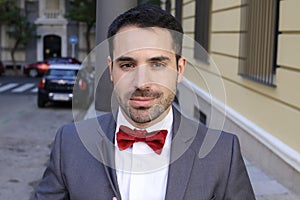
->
[151, 62, 166, 68]
[120, 63, 135, 70]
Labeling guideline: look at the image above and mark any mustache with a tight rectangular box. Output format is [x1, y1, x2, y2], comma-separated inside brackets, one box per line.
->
[126, 88, 162, 99]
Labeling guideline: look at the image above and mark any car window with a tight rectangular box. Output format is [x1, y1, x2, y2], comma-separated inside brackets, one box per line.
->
[47, 58, 58, 64]
[46, 58, 80, 64]
[47, 58, 68, 63]
[47, 69, 78, 77]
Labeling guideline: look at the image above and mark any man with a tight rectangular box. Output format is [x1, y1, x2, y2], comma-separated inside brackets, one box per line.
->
[34, 4, 255, 200]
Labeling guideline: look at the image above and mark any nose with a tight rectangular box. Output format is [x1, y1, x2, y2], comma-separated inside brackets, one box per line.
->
[133, 65, 150, 88]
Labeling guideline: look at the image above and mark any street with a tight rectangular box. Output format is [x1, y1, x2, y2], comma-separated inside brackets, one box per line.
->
[0, 76, 73, 200]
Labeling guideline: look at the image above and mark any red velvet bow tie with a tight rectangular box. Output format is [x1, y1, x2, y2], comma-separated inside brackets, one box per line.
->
[116, 125, 168, 155]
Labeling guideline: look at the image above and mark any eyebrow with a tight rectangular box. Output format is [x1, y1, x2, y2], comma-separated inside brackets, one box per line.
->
[115, 56, 171, 63]
[147, 56, 171, 62]
[115, 56, 136, 63]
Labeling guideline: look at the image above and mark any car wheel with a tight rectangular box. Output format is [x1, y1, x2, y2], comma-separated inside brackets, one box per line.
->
[37, 96, 46, 108]
[29, 68, 38, 77]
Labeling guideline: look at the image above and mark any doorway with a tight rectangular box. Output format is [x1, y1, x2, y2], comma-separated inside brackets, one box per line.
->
[43, 35, 61, 60]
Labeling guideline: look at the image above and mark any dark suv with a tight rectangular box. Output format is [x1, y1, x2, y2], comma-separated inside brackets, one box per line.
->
[37, 64, 93, 108]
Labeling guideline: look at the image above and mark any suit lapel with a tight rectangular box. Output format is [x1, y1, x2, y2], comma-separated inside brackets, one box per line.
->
[97, 113, 121, 199]
[97, 138, 121, 199]
[75, 113, 121, 199]
[165, 107, 198, 199]
[165, 147, 196, 199]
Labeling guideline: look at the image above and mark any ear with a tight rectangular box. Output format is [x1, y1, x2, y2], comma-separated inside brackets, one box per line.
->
[177, 57, 186, 83]
[108, 56, 113, 82]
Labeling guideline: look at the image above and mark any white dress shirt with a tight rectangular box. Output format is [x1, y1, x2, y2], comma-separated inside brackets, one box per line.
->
[114, 107, 173, 200]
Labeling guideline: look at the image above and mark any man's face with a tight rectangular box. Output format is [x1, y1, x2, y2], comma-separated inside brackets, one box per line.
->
[109, 26, 186, 127]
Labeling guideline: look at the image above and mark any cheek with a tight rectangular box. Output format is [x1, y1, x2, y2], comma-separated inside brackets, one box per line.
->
[156, 74, 178, 91]
[112, 70, 126, 86]
[113, 73, 133, 95]
[153, 67, 178, 83]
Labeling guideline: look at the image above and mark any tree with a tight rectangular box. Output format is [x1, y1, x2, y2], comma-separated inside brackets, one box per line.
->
[0, 0, 16, 67]
[0, 0, 17, 23]
[6, 15, 36, 70]
[66, 0, 96, 56]
[0, 0, 36, 70]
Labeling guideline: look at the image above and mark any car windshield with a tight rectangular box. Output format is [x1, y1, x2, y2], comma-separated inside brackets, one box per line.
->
[47, 58, 73, 64]
[47, 69, 77, 77]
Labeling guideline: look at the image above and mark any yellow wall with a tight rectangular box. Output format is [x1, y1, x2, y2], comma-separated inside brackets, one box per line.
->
[180, 0, 300, 153]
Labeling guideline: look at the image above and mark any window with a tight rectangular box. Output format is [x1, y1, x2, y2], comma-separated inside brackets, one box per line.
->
[48, 69, 77, 77]
[175, 0, 183, 23]
[162, 0, 181, 21]
[238, 0, 280, 86]
[194, 0, 211, 62]
[46, 0, 59, 10]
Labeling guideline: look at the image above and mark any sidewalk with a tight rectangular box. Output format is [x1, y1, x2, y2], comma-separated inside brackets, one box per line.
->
[245, 159, 300, 200]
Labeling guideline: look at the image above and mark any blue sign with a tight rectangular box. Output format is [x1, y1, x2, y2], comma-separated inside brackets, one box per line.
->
[69, 35, 78, 45]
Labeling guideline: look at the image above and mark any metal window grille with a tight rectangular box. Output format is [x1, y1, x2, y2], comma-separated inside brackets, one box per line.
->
[239, 0, 280, 86]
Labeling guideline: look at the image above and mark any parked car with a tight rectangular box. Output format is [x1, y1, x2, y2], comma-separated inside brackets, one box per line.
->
[37, 64, 93, 109]
[0, 61, 5, 76]
[24, 57, 81, 77]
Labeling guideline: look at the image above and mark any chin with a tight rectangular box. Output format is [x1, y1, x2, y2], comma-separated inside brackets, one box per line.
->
[129, 109, 152, 123]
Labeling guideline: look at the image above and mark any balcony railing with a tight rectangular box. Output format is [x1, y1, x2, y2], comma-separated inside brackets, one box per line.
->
[43, 10, 63, 19]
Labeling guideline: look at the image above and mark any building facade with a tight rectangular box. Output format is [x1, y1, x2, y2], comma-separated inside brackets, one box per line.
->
[0, 0, 95, 68]
[161, 0, 300, 194]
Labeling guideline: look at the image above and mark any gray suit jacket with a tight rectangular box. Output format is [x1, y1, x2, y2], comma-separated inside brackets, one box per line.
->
[34, 107, 255, 200]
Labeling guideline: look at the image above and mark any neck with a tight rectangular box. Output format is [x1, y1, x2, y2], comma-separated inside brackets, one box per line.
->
[120, 107, 172, 129]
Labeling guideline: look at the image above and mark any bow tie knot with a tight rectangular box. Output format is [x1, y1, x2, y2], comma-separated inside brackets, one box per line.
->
[116, 125, 168, 155]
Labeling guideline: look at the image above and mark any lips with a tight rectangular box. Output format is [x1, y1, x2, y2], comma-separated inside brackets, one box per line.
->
[129, 97, 155, 107]
[126, 88, 162, 108]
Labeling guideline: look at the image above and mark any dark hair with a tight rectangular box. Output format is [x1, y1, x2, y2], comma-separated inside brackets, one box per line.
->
[107, 4, 183, 59]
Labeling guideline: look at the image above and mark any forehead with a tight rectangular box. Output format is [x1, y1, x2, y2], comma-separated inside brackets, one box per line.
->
[112, 26, 174, 59]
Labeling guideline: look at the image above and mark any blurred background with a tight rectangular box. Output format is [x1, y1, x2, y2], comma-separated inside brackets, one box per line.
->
[0, 0, 299, 199]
